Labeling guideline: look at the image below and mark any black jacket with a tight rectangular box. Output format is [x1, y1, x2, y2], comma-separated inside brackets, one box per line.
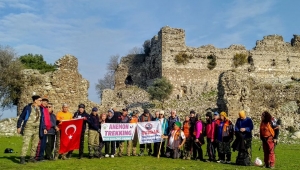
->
[87, 114, 100, 131]
[73, 111, 89, 132]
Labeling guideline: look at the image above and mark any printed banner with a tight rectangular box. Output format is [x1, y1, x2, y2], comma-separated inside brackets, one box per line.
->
[137, 121, 162, 144]
[101, 123, 137, 141]
[59, 119, 83, 153]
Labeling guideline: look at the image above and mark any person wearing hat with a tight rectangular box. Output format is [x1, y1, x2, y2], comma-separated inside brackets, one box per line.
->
[138, 109, 153, 156]
[215, 111, 234, 164]
[205, 111, 216, 162]
[116, 108, 130, 157]
[86, 107, 100, 159]
[17, 95, 43, 164]
[54, 103, 73, 160]
[128, 110, 139, 156]
[153, 110, 168, 157]
[67, 104, 89, 159]
[163, 121, 186, 159]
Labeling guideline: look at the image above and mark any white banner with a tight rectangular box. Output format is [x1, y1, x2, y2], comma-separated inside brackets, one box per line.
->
[137, 121, 162, 144]
[101, 123, 137, 141]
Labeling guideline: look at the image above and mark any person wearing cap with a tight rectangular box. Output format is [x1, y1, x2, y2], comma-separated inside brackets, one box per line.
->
[233, 110, 253, 165]
[163, 121, 186, 159]
[44, 103, 57, 160]
[167, 110, 180, 134]
[153, 110, 168, 157]
[116, 108, 130, 157]
[215, 111, 234, 164]
[105, 109, 118, 158]
[35, 98, 50, 161]
[67, 104, 89, 159]
[138, 109, 153, 156]
[205, 111, 216, 162]
[128, 110, 139, 156]
[54, 103, 73, 160]
[193, 115, 204, 161]
[17, 95, 43, 164]
[86, 107, 100, 159]
[182, 115, 193, 160]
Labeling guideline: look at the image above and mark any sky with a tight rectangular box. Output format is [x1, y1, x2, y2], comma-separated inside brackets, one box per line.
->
[0, 0, 299, 119]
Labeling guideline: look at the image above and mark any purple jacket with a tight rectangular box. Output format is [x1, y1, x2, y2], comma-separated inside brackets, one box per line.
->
[194, 120, 203, 139]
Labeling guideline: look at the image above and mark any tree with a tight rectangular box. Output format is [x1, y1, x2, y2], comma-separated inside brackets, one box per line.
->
[128, 47, 144, 55]
[147, 77, 173, 109]
[0, 46, 24, 109]
[96, 55, 120, 98]
[19, 53, 56, 73]
[143, 40, 151, 56]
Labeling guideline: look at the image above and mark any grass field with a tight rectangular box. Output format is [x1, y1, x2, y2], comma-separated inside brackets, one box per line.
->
[0, 136, 299, 170]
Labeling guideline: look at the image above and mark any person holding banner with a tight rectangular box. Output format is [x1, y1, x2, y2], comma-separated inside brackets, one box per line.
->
[155, 110, 168, 157]
[117, 108, 130, 157]
[87, 107, 101, 159]
[128, 110, 139, 156]
[152, 111, 160, 156]
[105, 109, 118, 158]
[163, 121, 186, 159]
[138, 109, 153, 156]
[54, 103, 73, 160]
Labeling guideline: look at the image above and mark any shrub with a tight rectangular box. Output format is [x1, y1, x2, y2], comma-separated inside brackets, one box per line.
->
[175, 52, 193, 65]
[287, 126, 295, 133]
[264, 84, 273, 90]
[207, 55, 217, 70]
[19, 54, 56, 73]
[233, 53, 248, 67]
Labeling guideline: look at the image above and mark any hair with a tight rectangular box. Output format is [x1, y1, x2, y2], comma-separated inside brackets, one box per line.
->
[100, 113, 107, 121]
[62, 103, 68, 108]
[262, 111, 272, 123]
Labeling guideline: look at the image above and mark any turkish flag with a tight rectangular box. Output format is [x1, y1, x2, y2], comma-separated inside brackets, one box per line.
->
[59, 119, 83, 154]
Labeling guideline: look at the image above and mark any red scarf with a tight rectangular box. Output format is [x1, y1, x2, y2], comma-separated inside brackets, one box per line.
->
[42, 105, 51, 130]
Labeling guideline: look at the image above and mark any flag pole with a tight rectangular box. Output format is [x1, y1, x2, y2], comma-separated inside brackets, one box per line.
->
[158, 118, 166, 159]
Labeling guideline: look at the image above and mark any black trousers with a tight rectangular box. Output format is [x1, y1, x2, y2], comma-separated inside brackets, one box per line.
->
[140, 143, 152, 153]
[45, 134, 55, 158]
[105, 141, 116, 155]
[154, 141, 165, 156]
[193, 141, 203, 160]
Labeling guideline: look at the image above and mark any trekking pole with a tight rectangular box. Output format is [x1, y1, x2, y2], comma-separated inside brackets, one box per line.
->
[158, 119, 166, 159]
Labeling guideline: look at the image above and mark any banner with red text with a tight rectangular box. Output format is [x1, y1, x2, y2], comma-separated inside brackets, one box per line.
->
[101, 123, 137, 141]
[137, 121, 162, 144]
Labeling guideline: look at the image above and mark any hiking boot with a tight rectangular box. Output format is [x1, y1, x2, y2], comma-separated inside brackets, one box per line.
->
[78, 154, 83, 159]
[28, 157, 37, 163]
[66, 153, 72, 159]
[118, 153, 122, 157]
[226, 161, 231, 164]
[61, 155, 68, 160]
[138, 151, 144, 156]
[20, 157, 26, 164]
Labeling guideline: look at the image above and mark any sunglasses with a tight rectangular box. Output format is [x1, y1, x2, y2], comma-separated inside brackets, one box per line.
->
[47, 106, 52, 108]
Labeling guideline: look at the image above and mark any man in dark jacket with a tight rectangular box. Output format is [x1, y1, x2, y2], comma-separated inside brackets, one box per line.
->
[116, 108, 130, 157]
[44, 103, 57, 160]
[105, 109, 120, 158]
[168, 110, 180, 134]
[67, 104, 89, 159]
[36, 98, 49, 161]
[17, 95, 43, 164]
[87, 107, 101, 159]
[138, 109, 153, 156]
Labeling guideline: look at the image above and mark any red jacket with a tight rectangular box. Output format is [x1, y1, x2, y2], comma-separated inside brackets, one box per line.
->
[206, 121, 215, 141]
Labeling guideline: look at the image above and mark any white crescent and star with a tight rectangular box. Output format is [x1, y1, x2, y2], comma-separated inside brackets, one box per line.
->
[65, 124, 77, 139]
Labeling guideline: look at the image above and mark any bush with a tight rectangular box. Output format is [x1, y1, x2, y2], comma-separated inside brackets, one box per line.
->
[287, 126, 295, 133]
[207, 54, 217, 70]
[19, 54, 56, 73]
[175, 52, 193, 65]
[233, 53, 248, 67]
[143, 40, 151, 56]
[147, 77, 173, 108]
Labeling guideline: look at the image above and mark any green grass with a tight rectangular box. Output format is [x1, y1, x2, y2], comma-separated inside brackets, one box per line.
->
[0, 136, 299, 170]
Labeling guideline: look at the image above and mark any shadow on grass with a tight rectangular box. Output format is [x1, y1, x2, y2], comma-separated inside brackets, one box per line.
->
[0, 155, 20, 163]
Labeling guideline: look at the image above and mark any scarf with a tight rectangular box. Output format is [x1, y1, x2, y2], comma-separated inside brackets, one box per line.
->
[42, 105, 51, 130]
[223, 119, 230, 132]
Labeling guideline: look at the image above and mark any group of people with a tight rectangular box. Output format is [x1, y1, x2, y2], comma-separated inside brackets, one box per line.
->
[17, 95, 280, 169]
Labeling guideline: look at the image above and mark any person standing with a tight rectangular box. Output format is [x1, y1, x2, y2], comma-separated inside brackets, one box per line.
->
[154, 110, 168, 157]
[87, 107, 101, 159]
[17, 95, 43, 164]
[193, 116, 204, 161]
[138, 109, 153, 156]
[44, 103, 57, 160]
[117, 108, 130, 157]
[68, 104, 89, 159]
[233, 110, 254, 165]
[216, 112, 234, 164]
[213, 111, 220, 161]
[99, 113, 107, 158]
[152, 111, 160, 156]
[105, 109, 119, 158]
[54, 103, 73, 160]
[205, 111, 216, 162]
[182, 115, 193, 160]
[128, 110, 139, 156]
[168, 110, 180, 134]
[260, 111, 279, 169]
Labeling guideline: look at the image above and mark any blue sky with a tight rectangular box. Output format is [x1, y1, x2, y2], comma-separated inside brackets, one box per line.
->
[0, 0, 299, 118]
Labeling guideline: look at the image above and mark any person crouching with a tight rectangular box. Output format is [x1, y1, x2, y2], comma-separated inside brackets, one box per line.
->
[163, 121, 186, 159]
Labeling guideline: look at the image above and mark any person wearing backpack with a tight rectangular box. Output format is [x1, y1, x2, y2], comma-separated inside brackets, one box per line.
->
[260, 111, 279, 169]
[205, 111, 216, 162]
[216, 111, 234, 164]
[162, 121, 186, 159]
[233, 110, 253, 166]
[193, 117, 204, 161]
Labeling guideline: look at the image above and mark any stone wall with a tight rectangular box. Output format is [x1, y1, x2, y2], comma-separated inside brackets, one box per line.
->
[17, 54, 100, 115]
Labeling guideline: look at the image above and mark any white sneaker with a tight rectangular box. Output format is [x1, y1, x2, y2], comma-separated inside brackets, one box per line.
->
[105, 154, 109, 158]
[110, 155, 114, 158]
[217, 160, 225, 163]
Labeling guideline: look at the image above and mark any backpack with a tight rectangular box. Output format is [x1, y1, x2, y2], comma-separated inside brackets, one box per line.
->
[4, 148, 14, 153]
[236, 150, 251, 166]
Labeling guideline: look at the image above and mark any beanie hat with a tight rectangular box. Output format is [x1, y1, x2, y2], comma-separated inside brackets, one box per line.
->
[220, 111, 227, 119]
[174, 121, 182, 127]
[78, 104, 85, 109]
[92, 107, 98, 112]
[214, 111, 219, 116]
[239, 110, 246, 119]
[205, 112, 212, 118]
[32, 95, 41, 101]
[190, 110, 195, 114]
[108, 109, 114, 114]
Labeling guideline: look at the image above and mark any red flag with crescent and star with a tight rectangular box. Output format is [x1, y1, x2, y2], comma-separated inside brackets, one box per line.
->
[59, 118, 84, 153]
